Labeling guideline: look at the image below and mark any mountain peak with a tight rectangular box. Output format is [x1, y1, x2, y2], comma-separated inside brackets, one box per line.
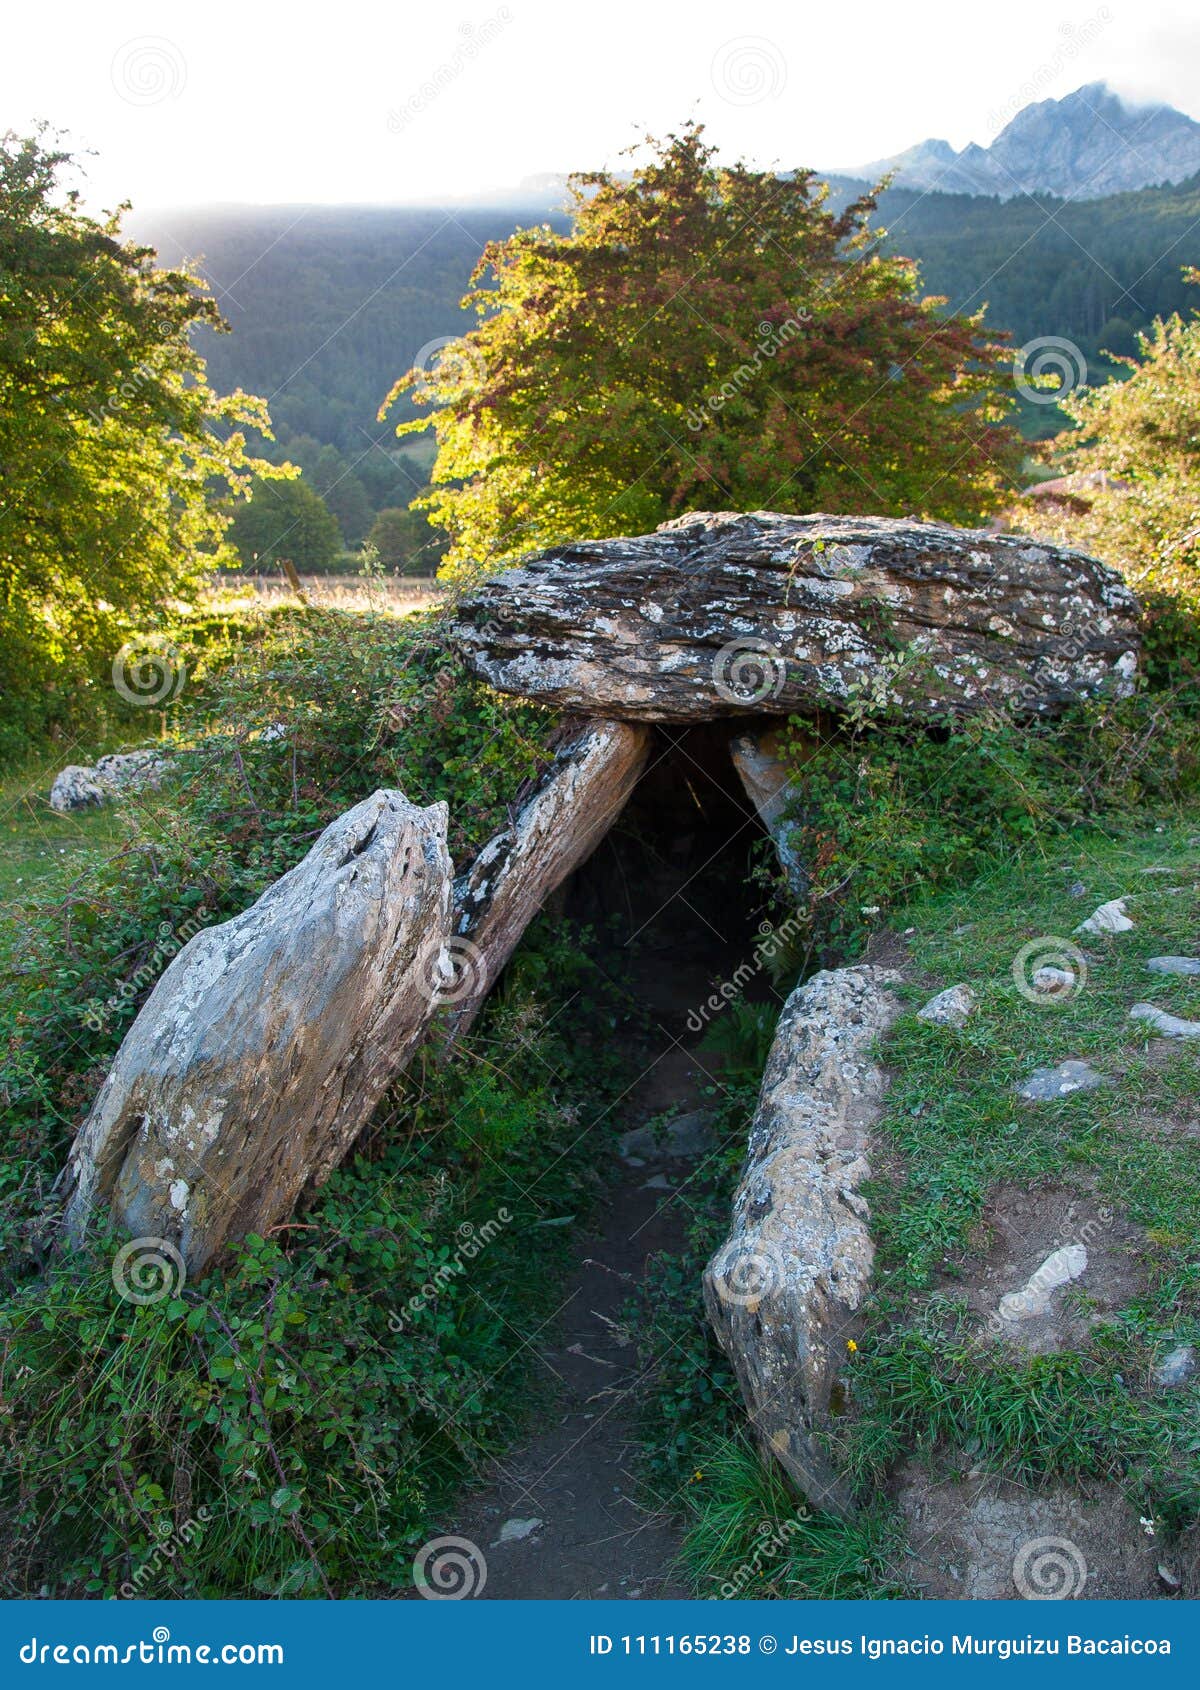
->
[836, 83, 1200, 200]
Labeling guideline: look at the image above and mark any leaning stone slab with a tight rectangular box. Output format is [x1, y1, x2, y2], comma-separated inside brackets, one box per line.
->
[730, 728, 809, 897]
[444, 720, 650, 1037]
[63, 790, 452, 1276]
[703, 964, 902, 1513]
[450, 512, 1140, 724]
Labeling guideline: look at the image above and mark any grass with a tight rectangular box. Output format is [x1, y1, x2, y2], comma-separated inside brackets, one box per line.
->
[634, 802, 1200, 1596]
[0, 758, 141, 905]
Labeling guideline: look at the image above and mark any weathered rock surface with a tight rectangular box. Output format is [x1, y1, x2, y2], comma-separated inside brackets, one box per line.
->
[730, 727, 809, 896]
[50, 750, 167, 812]
[1146, 956, 1200, 977]
[703, 964, 902, 1512]
[998, 1244, 1089, 1322]
[1076, 896, 1134, 935]
[917, 983, 978, 1027]
[63, 790, 452, 1275]
[1017, 1059, 1107, 1100]
[450, 512, 1140, 724]
[1129, 1002, 1200, 1039]
[444, 720, 650, 1036]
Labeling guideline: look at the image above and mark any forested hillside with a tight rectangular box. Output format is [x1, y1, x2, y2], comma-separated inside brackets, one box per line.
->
[135, 174, 1200, 471]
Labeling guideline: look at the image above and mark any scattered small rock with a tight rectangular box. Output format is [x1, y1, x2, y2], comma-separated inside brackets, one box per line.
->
[998, 1244, 1088, 1321]
[1017, 1060, 1107, 1101]
[619, 1108, 715, 1163]
[1068, 880, 1087, 899]
[1033, 965, 1077, 995]
[1153, 1345, 1196, 1388]
[917, 984, 978, 1028]
[1075, 897, 1133, 935]
[493, 1517, 544, 1546]
[1129, 1003, 1200, 1039]
[49, 766, 105, 812]
[1146, 956, 1200, 977]
[1157, 1562, 1182, 1592]
[49, 750, 167, 813]
[640, 1174, 673, 1191]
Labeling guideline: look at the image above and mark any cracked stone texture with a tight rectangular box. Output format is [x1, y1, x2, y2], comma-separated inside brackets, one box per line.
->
[703, 964, 902, 1514]
[63, 790, 452, 1275]
[449, 511, 1140, 724]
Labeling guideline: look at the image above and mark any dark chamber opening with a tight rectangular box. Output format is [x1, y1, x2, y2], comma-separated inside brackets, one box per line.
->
[565, 723, 777, 1033]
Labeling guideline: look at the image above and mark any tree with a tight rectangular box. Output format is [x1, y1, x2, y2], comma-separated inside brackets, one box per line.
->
[1040, 271, 1200, 600]
[381, 125, 1022, 576]
[0, 130, 270, 742]
[367, 505, 447, 574]
[311, 444, 373, 544]
[227, 477, 341, 571]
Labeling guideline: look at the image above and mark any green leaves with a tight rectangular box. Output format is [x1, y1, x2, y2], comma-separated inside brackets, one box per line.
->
[380, 124, 1022, 577]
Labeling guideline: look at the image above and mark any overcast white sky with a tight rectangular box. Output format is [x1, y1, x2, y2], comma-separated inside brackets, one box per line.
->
[4, 0, 1198, 210]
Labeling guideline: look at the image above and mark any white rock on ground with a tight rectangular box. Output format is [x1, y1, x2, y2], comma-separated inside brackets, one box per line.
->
[1146, 956, 1200, 976]
[916, 984, 978, 1027]
[998, 1244, 1089, 1321]
[703, 964, 902, 1514]
[50, 750, 167, 812]
[1154, 1345, 1196, 1387]
[1075, 897, 1134, 934]
[1017, 1059, 1108, 1100]
[49, 766, 106, 811]
[1128, 1002, 1200, 1039]
[62, 789, 452, 1276]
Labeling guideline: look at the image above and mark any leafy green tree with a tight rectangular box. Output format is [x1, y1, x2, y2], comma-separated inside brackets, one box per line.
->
[227, 477, 342, 570]
[0, 130, 270, 745]
[367, 505, 447, 574]
[1043, 271, 1200, 600]
[381, 125, 1022, 575]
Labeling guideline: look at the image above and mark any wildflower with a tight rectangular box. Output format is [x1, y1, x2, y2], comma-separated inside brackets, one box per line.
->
[846, 1339, 858, 1353]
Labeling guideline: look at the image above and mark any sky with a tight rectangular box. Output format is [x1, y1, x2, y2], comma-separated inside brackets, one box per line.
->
[3, 0, 1199, 210]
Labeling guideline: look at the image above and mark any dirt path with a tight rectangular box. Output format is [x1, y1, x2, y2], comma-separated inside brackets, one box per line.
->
[441, 728, 768, 1599]
[446, 1033, 712, 1599]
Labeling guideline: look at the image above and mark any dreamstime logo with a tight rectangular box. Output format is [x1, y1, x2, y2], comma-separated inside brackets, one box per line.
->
[712, 638, 787, 707]
[409, 335, 488, 405]
[719, 1512, 811, 1599]
[987, 10, 1112, 130]
[1014, 337, 1088, 405]
[711, 36, 787, 106]
[111, 37, 187, 106]
[1012, 1535, 1089, 1599]
[112, 637, 186, 707]
[112, 1237, 187, 1306]
[117, 1508, 212, 1599]
[81, 911, 209, 1035]
[421, 934, 486, 1007]
[388, 9, 512, 133]
[686, 913, 805, 1035]
[686, 311, 809, 431]
[413, 1535, 488, 1599]
[1011, 937, 1088, 1005]
[389, 1210, 512, 1331]
[710, 1241, 784, 1309]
